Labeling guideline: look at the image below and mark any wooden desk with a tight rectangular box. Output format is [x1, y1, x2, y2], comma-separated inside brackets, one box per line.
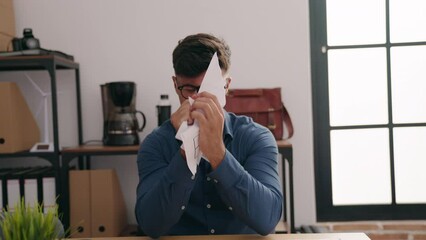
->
[69, 233, 370, 240]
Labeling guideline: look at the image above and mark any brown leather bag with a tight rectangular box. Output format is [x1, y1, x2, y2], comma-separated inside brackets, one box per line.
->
[224, 88, 294, 140]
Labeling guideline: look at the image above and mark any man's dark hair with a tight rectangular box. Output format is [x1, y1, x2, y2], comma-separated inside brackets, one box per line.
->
[172, 33, 231, 77]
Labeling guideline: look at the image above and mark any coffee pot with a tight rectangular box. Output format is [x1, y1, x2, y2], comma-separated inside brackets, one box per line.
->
[101, 81, 146, 146]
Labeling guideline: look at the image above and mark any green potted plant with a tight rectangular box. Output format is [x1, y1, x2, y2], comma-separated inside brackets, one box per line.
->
[0, 198, 65, 239]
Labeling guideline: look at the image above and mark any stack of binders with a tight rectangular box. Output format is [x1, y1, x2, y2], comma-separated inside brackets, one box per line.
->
[0, 166, 56, 211]
[69, 169, 127, 238]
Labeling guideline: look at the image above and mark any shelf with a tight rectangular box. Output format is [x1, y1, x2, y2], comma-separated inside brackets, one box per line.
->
[0, 54, 82, 153]
[62, 144, 139, 155]
[0, 54, 82, 232]
[0, 55, 79, 71]
[0, 150, 59, 158]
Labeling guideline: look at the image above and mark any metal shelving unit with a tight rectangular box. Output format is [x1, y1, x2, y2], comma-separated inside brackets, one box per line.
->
[0, 54, 82, 219]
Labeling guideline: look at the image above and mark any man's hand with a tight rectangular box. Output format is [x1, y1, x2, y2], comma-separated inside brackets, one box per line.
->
[170, 99, 193, 132]
[190, 92, 226, 170]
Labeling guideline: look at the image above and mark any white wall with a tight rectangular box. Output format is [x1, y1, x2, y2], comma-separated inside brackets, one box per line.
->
[9, 0, 314, 227]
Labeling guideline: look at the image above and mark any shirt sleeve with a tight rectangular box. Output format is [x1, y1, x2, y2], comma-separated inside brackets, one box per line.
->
[208, 126, 283, 235]
[135, 131, 196, 238]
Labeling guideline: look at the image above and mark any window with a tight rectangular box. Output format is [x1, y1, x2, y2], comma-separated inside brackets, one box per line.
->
[310, 0, 426, 221]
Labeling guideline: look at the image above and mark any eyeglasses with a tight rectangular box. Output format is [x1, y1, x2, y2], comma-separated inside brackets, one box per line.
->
[177, 84, 201, 99]
[175, 77, 230, 99]
[176, 84, 228, 99]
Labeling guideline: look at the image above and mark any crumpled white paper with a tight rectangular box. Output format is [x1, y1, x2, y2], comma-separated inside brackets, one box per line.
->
[175, 52, 226, 175]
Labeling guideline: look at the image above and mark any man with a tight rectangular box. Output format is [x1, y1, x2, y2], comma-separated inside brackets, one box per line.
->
[135, 33, 282, 238]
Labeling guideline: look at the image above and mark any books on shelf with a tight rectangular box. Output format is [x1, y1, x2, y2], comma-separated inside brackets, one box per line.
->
[0, 166, 56, 211]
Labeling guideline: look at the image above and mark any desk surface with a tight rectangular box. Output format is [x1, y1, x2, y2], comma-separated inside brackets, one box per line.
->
[70, 233, 370, 240]
[62, 144, 139, 154]
[276, 140, 292, 148]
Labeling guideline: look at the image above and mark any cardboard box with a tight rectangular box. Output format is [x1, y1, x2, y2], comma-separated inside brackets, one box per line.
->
[0, 82, 40, 153]
[69, 170, 92, 238]
[91, 169, 127, 237]
[0, 33, 14, 51]
[69, 169, 128, 238]
[0, 0, 16, 51]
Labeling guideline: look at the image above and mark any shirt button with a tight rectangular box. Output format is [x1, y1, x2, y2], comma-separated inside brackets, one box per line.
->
[191, 175, 195, 180]
[228, 206, 233, 211]
[206, 204, 211, 209]
[210, 229, 215, 234]
[181, 206, 185, 210]
[207, 177, 211, 181]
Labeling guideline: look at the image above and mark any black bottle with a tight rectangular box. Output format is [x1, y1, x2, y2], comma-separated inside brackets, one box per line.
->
[157, 94, 171, 126]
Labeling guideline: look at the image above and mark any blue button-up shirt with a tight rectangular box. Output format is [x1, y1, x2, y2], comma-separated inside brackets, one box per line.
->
[135, 112, 282, 238]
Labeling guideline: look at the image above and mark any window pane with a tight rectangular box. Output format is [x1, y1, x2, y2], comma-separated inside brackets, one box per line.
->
[394, 127, 426, 204]
[391, 46, 426, 123]
[328, 48, 388, 126]
[390, 0, 426, 43]
[326, 0, 386, 46]
[331, 128, 392, 205]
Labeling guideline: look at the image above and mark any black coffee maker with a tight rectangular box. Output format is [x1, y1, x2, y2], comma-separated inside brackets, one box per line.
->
[101, 81, 146, 146]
